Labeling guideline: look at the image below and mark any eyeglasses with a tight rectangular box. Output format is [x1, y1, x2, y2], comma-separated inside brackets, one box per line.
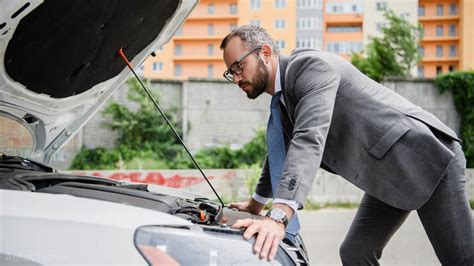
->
[223, 46, 262, 82]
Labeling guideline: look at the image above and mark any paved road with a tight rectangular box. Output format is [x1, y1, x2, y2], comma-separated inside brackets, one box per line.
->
[298, 209, 454, 265]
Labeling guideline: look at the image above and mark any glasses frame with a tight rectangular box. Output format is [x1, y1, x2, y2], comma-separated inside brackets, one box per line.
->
[223, 46, 262, 82]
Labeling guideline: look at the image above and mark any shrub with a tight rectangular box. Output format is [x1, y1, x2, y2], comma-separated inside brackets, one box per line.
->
[435, 71, 474, 167]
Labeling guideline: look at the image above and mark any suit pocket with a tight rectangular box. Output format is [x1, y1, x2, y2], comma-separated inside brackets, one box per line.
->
[369, 122, 410, 159]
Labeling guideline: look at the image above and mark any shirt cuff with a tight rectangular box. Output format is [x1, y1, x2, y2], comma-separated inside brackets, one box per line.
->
[273, 198, 299, 214]
[252, 193, 271, 205]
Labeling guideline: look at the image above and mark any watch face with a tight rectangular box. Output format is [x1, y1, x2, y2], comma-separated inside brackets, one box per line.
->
[270, 208, 286, 220]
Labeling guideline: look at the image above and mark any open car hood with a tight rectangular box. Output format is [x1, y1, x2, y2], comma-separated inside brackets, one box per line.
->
[0, 0, 198, 165]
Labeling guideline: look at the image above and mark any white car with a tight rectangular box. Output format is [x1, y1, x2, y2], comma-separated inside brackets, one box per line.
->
[0, 0, 308, 265]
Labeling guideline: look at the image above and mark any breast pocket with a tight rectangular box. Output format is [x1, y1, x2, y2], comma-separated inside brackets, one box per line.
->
[369, 122, 411, 159]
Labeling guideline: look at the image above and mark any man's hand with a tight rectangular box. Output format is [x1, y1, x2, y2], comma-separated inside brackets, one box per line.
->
[228, 198, 264, 215]
[232, 218, 285, 261]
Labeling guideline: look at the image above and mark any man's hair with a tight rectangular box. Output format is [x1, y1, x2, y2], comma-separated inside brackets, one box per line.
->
[220, 25, 280, 55]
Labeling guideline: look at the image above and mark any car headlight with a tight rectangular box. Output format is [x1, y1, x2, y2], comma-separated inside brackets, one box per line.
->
[134, 225, 293, 265]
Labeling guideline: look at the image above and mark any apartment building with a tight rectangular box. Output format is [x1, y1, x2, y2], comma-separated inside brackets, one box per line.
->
[142, 0, 473, 80]
[418, 0, 473, 78]
[142, 0, 321, 80]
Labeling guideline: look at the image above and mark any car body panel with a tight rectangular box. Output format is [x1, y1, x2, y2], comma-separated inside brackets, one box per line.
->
[0, 189, 191, 265]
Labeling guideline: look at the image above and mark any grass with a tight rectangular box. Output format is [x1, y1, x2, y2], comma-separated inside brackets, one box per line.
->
[470, 200, 474, 210]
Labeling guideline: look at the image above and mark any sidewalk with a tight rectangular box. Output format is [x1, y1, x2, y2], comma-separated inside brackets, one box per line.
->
[298, 209, 457, 265]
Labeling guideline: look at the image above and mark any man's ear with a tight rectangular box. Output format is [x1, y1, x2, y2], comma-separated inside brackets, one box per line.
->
[261, 44, 273, 63]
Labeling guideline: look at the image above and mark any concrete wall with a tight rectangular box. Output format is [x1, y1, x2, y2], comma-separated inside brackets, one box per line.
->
[48, 77, 461, 169]
[67, 168, 474, 203]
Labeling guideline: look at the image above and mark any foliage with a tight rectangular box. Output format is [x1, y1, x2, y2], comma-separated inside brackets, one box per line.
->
[168, 129, 267, 169]
[70, 79, 182, 170]
[435, 71, 474, 167]
[70, 77, 267, 170]
[351, 9, 421, 82]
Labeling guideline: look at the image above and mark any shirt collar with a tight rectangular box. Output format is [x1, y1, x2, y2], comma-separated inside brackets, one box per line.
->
[274, 59, 282, 94]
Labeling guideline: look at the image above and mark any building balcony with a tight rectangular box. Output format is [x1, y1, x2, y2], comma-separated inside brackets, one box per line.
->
[421, 56, 459, 63]
[418, 15, 460, 22]
[173, 55, 223, 61]
[173, 35, 226, 41]
[324, 14, 363, 26]
[421, 36, 460, 42]
[186, 15, 238, 21]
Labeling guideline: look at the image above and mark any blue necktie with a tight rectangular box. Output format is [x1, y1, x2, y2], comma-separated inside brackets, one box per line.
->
[267, 92, 300, 237]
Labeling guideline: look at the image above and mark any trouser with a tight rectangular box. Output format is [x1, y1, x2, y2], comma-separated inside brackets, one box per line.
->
[339, 141, 473, 265]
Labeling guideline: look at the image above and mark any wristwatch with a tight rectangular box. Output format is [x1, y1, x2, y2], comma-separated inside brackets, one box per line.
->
[265, 208, 288, 228]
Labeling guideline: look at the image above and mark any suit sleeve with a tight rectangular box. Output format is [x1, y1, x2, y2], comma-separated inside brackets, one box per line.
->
[275, 55, 340, 206]
[254, 154, 273, 198]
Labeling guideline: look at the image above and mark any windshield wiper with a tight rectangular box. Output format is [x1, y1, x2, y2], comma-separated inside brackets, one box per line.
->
[117, 48, 224, 207]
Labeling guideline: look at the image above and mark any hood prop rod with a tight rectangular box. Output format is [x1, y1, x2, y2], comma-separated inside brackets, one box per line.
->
[118, 48, 225, 207]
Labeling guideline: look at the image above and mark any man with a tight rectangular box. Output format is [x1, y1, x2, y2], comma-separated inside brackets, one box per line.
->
[221, 25, 473, 265]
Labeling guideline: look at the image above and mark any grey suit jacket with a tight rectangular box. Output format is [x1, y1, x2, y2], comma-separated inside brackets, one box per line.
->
[256, 49, 460, 210]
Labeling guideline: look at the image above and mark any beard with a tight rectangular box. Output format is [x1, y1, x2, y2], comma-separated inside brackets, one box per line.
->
[245, 57, 269, 99]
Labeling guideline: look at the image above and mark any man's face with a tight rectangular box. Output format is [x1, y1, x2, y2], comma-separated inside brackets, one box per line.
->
[223, 37, 269, 99]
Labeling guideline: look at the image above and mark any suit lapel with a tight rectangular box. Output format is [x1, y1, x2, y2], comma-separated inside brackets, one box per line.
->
[277, 56, 294, 143]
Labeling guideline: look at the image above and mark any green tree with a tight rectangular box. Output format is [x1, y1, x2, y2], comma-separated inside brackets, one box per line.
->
[351, 9, 421, 82]
[102, 79, 182, 161]
[435, 71, 474, 167]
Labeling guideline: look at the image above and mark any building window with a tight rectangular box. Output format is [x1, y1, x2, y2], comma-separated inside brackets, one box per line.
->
[449, 44, 457, 57]
[418, 46, 425, 57]
[296, 38, 322, 49]
[437, 4, 443, 16]
[449, 4, 458, 15]
[298, 0, 323, 9]
[436, 45, 443, 57]
[250, 0, 261, 9]
[326, 2, 362, 14]
[297, 17, 322, 30]
[448, 24, 457, 36]
[230, 23, 237, 31]
[208, 44, 214, 56]
[436, 66, 443, 76]
[326, 41, 363, 54]
[174, 44, 183, 56]
[376, 23, 386, 32]
[436, 25, 443, 36]
[208, 24, 214, 35]
[275, 0, 286, 8]
[208, 4, 215, 15]
[274, 19, 286, 29]
[250, 20, 260, 27]
[417, 66, 424, 77]
[208, 64, 214, 78]
[175, 64, 182, 76]
[327, 26, 362, 32]
[152, 62, 163, 72]
[276, 40, 286, 49]
[418, 5, 425, 16]
[230, 3, 237, 14]
[448, 65, 456, 72]
[376, 2, 387, 11]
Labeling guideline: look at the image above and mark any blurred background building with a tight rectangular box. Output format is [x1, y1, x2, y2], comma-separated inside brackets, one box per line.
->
[141, 0, 473, 80]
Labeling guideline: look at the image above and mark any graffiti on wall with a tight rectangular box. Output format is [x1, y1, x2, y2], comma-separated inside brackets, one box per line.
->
[71, 170, 237, 188]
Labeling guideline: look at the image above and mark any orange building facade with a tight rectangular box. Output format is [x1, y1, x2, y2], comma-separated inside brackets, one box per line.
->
[141, 0, 473, 80]
[323, 0, 364, 61]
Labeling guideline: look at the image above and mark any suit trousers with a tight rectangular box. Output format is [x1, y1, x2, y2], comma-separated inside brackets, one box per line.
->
[339, 138, 473, 265]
